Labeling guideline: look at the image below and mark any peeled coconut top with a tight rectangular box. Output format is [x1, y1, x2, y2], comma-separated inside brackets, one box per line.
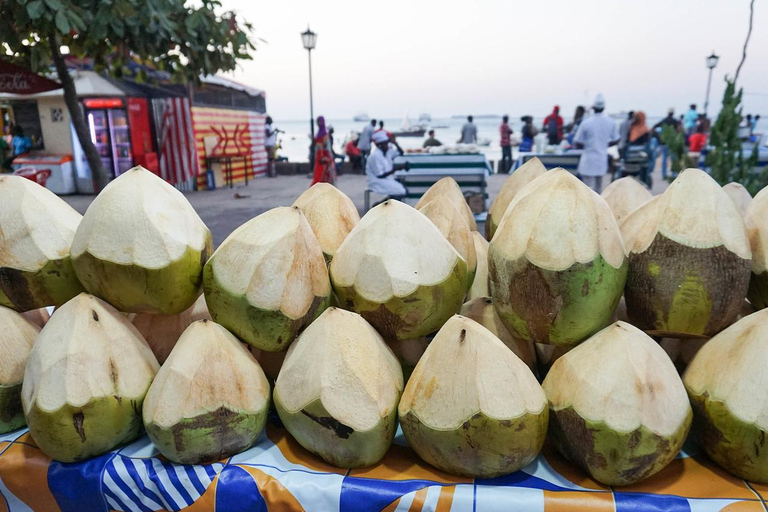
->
[0, 175, 82, 271]
[621, 169, 751, 259]
[417, 194, 477, 273]
[71, 167, 210, 269]
[684, 309, 768, 429]
[491, 169, 625, 271]
[488, 157, 547, 224]
[601, 177, 653, 225]
[143, 320, 270, 429]
[467, 232, 489, 300]
[22, 293, 159, 413]
[292, 183, 360, 258]
[543, 321, 690, 437]
[414, 177, 477, 231]
[746, 188, 768, 274]
[209, 206, 330, 319]
[330, 200, 464, 303]
[723, 182, 752, 214]
[0, 305, 40, 385]
[275, 308, 403, 432]
[399, 315, 545, 429]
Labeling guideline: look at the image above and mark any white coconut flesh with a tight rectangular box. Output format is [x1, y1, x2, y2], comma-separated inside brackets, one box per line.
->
[467, 232, 489, 300]
[543, 321, 690, 437]
[0, 306, 40, 386]
[600, 177, 653, 225]
[684, 309, 768, 428]
[723, 182, 752, 214]
[492, 169, 625, 272]
[292, 183, 360, 258]
[414, 177, 478, 231]
[0, 175, 82, 272]
[143, 320, 270, 429]
[70, 167, 209, 269]
[620, 169, 750, 258]
[399, 315, 545, 430]
[330, 201, 463, 304]
[459, 297, 535, 368]
[488, 157, 547, 224]
[22, 294, 159, 413]
[746, 188, 768, 275]
[275, 308, 403, 433]
[210, 207, 330, 319]
[417, 195, 477, 273]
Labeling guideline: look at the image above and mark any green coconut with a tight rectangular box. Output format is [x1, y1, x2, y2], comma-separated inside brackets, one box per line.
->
[746, 188, 768, 310]
[399, 315, 547, 478]
[542, 321, 692, 486]
[292, 183, 360, 263]
[723, 182, 752, 214]
[485, 156, 547, 239]
[414, 177, 478, 231]
[600, 176, 653, 225]
[274, 308, 403, 468]
[143, 319, 270, 464]
[22, 293, 159, 462]
[489, 169, 627, 346]
[466, 232, 489, 301]
[71, 166, 212, 314]
[330, 200, 467, 341]
[621, 169, 752, 338]
[204, 206, 331, 352]
[0, 306, 40, 433]
[0, 175, 84, 311]
[683, 308, 768, 482]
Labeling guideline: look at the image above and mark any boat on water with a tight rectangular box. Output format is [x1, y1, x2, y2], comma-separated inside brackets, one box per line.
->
[392, 113, 426, 138]
[353, 112, 370, 122]
[418, 113, 432, 123]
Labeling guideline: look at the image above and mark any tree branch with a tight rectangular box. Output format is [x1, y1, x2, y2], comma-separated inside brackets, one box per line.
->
[735, 0, 755, 83]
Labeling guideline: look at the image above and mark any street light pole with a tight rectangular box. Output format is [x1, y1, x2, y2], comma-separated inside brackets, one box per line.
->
[301, 26, 318, 169]
[704, 51, 720, 116]
[308, 48, 315, 143]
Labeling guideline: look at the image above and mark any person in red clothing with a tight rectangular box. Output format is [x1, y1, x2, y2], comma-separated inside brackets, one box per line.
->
[345, 137, 363, 172]
[499, 115, 513, 173]
[311, 116, 336, 185]
[543, 106, 564, 145]
[688, 124, 708, 153]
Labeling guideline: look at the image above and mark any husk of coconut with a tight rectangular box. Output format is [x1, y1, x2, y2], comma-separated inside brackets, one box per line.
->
[621, 169, 752, 338]
[485, 157, 547, 239]
[746, 188, 768, 310]
[683, 308, 768, 482]
[414, 177, 478, 231]
[600, 177, 654, 225]
[204, 206, 331, 352]
[0, 306, 40, 433]
[399, 315, 547, 478]
[386, 337, 430, 382]
[543, 321, 692, 486]
[489, 169, 627, 346]
[132, 294, 211, 364]
[292, 183, 360, 262]
[417, 194, 477, 288]
[0, 175, 84, 311]
[330, 200, 467, 341]
[723, 182, 752, 214]
[250, 347, 287, 382]
[143, 319, 270, 464]
[460, 297, 536, 373]
[466, 232, 489, 301]
[71, 167, 212, 315]
[22, 293, 159, 462]
[21, 308, 50, 328]
[274, 308, 403, 468]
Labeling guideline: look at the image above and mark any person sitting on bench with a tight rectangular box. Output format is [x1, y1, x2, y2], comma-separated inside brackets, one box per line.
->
[366, 131, 409, 205]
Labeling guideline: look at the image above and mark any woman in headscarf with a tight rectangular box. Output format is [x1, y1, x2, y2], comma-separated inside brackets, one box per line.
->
[627, 111, 651, 146]
[311, 116, 336, 185]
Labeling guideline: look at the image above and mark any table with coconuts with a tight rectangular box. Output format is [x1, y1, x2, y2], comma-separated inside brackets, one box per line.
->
[1, 165, 768, 511]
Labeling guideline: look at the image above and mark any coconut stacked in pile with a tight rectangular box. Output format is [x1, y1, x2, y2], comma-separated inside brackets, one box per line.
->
[2, 164, 768, 487]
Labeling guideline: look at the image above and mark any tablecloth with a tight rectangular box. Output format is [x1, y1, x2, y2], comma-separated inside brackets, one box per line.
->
[1, 415, 766, 512]
[394, 154, 492, 176]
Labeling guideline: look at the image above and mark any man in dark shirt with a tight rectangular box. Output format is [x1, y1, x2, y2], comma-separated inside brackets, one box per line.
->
[653, 108, 680, 179]
[423, 130, 442, 148]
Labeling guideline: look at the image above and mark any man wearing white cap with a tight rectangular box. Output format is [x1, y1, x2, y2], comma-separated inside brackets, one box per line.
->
[366, 131, 409, 203]
[573, 94, 620, 193]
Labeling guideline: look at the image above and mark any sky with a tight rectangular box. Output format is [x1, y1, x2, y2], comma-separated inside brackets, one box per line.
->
[223, 0, 767, 121]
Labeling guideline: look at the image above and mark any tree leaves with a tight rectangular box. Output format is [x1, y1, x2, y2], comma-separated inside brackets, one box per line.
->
[25, 0, 45, 19]
[54, 10, 69, 34]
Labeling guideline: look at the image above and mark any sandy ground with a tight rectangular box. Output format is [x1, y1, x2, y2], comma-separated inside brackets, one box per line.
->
[61, 161, 668, 247]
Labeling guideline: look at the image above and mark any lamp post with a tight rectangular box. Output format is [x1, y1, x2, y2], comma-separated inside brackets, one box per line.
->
[704, 51, 719, 116]
[301, 26, 317, 167]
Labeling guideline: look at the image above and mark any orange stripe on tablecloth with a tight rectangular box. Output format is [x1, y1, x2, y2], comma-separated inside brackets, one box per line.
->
[0, 437, 61, 512]
[177, 472, 217, 512]
[408, 487, 430, 512]
[237, 465, 304, 512]
[543, 490, 615, 512]
[348, 444, 470, 484]
[264, 424, 346, 475]
[435, 485, 456, 512]
[380, 498, 401, 512]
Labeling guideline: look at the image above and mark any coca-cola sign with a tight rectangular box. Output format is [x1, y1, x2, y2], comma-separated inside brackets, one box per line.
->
[0, 59, 61, 95]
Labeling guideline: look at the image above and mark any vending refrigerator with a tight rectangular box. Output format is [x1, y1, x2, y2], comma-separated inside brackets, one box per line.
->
[83, 98, 134, 179]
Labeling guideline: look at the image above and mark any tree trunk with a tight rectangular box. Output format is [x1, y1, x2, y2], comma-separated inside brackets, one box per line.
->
[50, 43, 110, 192]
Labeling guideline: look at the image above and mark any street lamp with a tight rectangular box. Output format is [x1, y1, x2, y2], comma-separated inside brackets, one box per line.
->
[704, 51, 719, 116]
[301, 26, 317, 163]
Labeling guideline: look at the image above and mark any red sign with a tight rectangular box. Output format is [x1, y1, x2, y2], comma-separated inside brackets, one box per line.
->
[0, 59, 62, 94]
[83, 98, 124, 109]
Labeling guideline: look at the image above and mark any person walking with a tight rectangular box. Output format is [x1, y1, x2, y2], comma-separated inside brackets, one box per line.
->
[264, 116, 280, 178]
[683, 104, 698, 135]
[499, 115, 513, 173]
[652, 108, 679, 179]
[459, 116, 477, 144]
[310, 116, 336, 185]
[357, 119, 376, 168]
[573, 94, 619, 193]
[543, 106, 563, 145]
[519, 116, 538, 152]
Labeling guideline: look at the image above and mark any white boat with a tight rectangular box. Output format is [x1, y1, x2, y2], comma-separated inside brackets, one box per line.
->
[418, 113, 432, 123]
[353, 112, 370, 122]
[392, 113, 426, 138]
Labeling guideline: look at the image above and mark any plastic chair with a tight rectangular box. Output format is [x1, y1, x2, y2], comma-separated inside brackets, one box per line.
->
[13, 167, 52, 187]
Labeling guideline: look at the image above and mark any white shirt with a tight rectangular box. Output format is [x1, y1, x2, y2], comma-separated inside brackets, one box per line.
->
[573, 113, 619, 177]
[358, 125, 374, 151]
[366, 147, 406, 196]
[265, 123, 277, 146]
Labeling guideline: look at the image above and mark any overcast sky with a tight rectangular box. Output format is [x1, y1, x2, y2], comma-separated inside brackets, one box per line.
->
[223, 0, 767, 121]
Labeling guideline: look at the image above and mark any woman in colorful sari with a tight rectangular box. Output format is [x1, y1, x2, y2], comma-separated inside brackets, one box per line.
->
[311, 116, 336, 185]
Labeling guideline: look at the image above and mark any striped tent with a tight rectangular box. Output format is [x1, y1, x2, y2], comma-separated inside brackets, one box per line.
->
[152, 98, 199, 191]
